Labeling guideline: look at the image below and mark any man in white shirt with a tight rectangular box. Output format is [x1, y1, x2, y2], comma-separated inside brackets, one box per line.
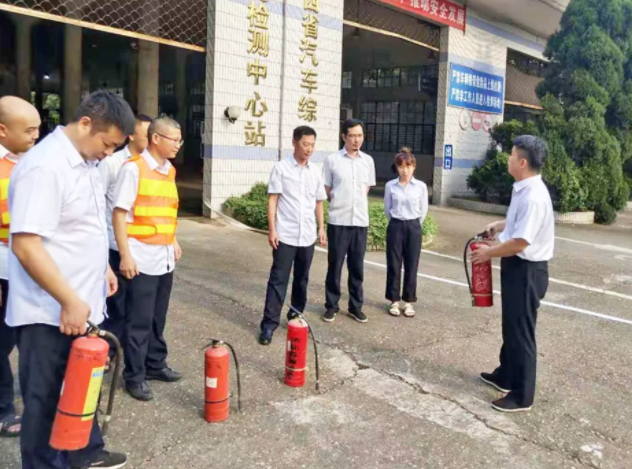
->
[112, 116, 183, 401]
[0, 96, 40, 439]
[470, 135, 554, 413]
[322, 119, 376, 324]
[8, 91, 134, 468]
[99, 114, 151, 363]
[258, 126, 327, 345]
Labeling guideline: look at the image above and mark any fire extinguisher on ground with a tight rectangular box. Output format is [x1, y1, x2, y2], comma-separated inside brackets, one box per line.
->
[284, 305, 320, 392]
[204, 339, 242, 423]
[464, 234, 494, 307]
[50, 321, 122, 451]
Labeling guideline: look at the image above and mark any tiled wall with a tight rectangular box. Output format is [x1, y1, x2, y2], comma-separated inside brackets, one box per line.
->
[432, 10, 548, 205]
[203, 0, 343, 213]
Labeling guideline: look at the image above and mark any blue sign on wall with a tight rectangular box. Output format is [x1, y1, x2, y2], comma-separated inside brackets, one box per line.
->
[448, 63, 505, 115]
[444, 144, 453, 170]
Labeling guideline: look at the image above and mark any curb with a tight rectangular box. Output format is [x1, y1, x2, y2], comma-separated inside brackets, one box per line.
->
[448, 197, 595, 225]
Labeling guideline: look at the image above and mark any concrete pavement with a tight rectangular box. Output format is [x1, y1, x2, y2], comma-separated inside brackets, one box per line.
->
[2, 206, 632, 469]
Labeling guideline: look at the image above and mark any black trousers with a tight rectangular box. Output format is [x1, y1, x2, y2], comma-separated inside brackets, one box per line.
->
[385, 218, 422, 302]
[495, 256, 549, 406]
[123, 271, 174, 385]
[102, 250, 130, 359]
[17, 324, 104, 469]
[325, 225, 367, 314]
[261, 242, 315, 333]
[0, 278, 15, 420]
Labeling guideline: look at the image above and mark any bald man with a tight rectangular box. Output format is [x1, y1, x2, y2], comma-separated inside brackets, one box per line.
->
[112, 116, 183, 401]
[0, 96, 40, 438]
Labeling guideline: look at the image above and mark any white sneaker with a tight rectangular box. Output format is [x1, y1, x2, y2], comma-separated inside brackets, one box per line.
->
[388, 302, 401, 317]
[403, 303, 416, 318]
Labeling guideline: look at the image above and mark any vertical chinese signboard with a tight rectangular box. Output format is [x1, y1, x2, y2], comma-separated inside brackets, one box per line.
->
[448, 63, 505, 115]
[298, 0, 320, 122]
[245, 0, 270, 146]
[375, 0, 466, 31]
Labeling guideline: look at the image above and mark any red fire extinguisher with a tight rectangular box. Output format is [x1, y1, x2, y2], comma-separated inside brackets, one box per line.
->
[285, 306, 320, 391]
[50, 321, 122, 451]
[204, 339, 242, 423]
[464, 234, 494, 307]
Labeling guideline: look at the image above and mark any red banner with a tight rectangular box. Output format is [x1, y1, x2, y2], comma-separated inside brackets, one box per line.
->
[376, 0, 467, 31]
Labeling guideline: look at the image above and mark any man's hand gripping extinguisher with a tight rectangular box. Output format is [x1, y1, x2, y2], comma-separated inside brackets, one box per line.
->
[203, 339, 242, 423]
[285, 305, 320, 392]
[49, 321, 122, 451]
[464, 234, 494, 307]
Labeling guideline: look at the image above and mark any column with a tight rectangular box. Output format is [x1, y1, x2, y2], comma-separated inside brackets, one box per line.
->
[14, 15, 37, 101]
[137, 40, 159, 117]
[63, 25, 83, 123]
[175, 49, 190, 164]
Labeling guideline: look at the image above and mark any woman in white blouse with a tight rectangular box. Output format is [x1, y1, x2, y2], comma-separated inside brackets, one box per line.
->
[383, 148, 429, 317]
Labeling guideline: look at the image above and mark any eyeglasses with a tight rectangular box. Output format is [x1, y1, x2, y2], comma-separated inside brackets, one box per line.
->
[156, 133, 184, 147]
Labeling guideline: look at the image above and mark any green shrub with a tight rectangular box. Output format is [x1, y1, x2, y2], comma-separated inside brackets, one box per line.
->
[466, 151, 514, 205]
[224, 184, 439, 250]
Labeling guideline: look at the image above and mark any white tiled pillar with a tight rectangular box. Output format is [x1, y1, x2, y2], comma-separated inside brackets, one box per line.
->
[203, 0, 343, 216]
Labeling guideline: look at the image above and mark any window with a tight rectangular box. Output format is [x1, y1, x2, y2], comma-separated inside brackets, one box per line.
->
[361, 101, 436, 155]
[362, 65, 438, 92]
[342, 71, 353, 89]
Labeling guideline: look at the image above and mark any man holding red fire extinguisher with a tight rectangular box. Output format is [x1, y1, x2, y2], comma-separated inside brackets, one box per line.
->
[470, 135, 554, 413]
[7, 91, 133, 468]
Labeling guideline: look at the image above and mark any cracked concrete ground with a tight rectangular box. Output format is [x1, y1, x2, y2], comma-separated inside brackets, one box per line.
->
[2, 206, 632, 469]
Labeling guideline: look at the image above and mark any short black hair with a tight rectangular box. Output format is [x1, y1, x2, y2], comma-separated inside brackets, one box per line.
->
[71, 91, 136, 136]
[136, 114, 153, 124]
[293, 126, 317, 141]
[148, 116, 181, 141]
[513, 135, 548, 171]
[342, 118, 364, 136]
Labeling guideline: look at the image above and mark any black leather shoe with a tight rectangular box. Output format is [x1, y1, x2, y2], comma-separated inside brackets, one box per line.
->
[492, 395, 532, 413]
[258, 329, 272, 345]
[480, 372, 511, 393]
[146, 367, 182, 383]
[125, 382, 153, 401]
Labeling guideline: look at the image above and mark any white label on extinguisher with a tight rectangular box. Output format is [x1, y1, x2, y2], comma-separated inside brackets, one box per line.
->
[287, 340, 292, 352]
[206, 377, 218, 389]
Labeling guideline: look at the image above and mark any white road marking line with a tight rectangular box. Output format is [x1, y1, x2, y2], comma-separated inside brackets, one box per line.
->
[555, 236, 632, 255]
[421, 250, 632, 302]
[314, 246, 632, 326]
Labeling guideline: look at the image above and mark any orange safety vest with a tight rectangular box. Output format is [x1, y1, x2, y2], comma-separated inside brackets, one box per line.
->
[0, 157, 16, 245]
[126, 155, 178, 245]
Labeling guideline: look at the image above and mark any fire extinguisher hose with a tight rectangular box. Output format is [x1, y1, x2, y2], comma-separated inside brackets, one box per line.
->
[87, 321, 122, 437]
[464, 237, 476, 302]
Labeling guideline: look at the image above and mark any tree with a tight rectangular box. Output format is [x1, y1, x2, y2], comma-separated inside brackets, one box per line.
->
[537, 0, 632, 223]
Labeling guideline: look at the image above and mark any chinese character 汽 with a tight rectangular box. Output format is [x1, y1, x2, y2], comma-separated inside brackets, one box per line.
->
[298, 96, 317, 122]
[248, 1, 270, 29]
[245, 121, 266, 147]
[248, 28, 269, 56]
[301, 69, 318, 93]
[247, 59, 267, 85]
[299, 38, 319, 66]
[304, 0, 319, 13]
[245, 91, 269, 118]
[302, 13, 319, 39]
[430, 0, 439, 15]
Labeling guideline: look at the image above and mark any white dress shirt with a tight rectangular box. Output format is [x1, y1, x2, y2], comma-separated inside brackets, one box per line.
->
[7, 127, 109, 327]
[0, 143, 17, 281]
[113, 149, 176, 276]
[323, 148, 376, 227]
[98, 146, 132, 251]
[384, 177, 429, 222]
[268, 155, 327, 247]
[499, 175, 555, 262]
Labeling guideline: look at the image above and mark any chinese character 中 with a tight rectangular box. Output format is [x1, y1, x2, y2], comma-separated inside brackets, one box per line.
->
[302, 13, 319, 39]
[301, 69, 318, 93]
[304, 0, 319, 13]
[247, 1, 270, 29]
[248, 28, 269, 56]
[245, 92, 269, 118]
[298, 96, 317, 122]
[245, 121, 266, 147]
[247, 59, 267, 85]
[299, 38, 319, 66]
